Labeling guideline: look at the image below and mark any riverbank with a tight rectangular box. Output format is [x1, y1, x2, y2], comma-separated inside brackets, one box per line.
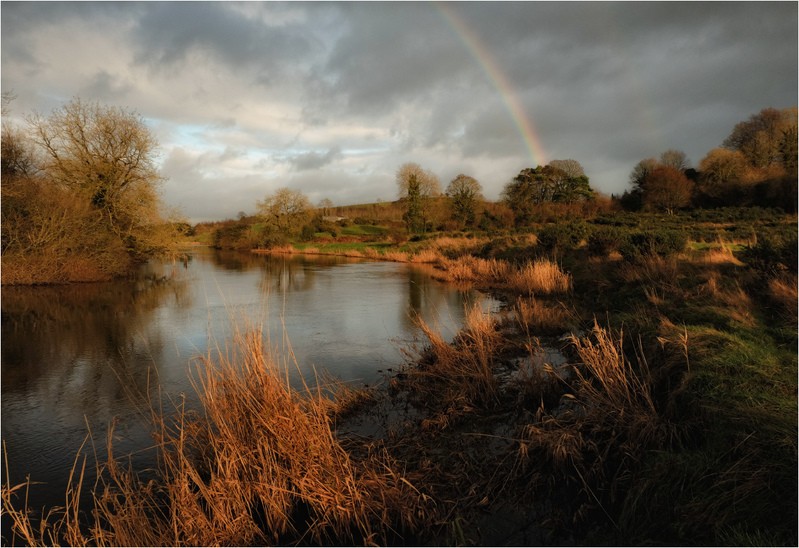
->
[3, 221, 796, 545]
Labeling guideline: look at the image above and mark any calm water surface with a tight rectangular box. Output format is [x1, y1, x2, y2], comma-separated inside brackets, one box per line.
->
[1, 248, 498, 513]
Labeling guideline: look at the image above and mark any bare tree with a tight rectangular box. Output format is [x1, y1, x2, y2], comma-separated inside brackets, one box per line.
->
[26, 98, 171, 257]
[318, 198, 334, 217]
[659, 149, 689, 171]
[699, 148, 748, 185]
[396, 162, 441, 198]
[723, 107, 798, 168]
[258, 187, 312, 235]
[548, 158, 586, 178]
[629, 157, 659, 190]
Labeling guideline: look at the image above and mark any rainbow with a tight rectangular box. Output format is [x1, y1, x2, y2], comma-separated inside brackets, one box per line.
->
[437, 2, 547, 166]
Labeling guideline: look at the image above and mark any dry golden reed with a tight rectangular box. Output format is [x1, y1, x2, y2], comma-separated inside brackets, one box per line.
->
[2, 329, 429, 546]
[768, 274, 798, 322]
[507, 259, 572, 295]
[518, 321, 677, 476]
[433, 256, 510, 283]
[407, 302, 502, 409]
[699, 245, 743, 265]
[408, 248, 442, 264]
[514, 296, 572, 334]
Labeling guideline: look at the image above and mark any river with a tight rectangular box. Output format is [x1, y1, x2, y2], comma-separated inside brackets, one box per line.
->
[1, 248, 499, 515]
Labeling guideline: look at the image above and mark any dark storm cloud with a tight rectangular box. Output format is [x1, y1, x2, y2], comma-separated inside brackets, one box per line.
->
[1, 1, 796, 219]
[131, 2, 317, 83]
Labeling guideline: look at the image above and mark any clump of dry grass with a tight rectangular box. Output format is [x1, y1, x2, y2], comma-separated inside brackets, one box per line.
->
[567, 323, 658, 421]
[2, 440, 92, 546]
[699, 243, 743, 265]
[516, 322, 679, 512]
[697, 269, 757, 326]
[381, 250, 409, 263]
[507, 259, 572, 295]
[408, 248, 443, 264]
[768, 274, 798, 323]
[2, 329, 430, 546]
[514, 296, 573, 335]
[253, 244, 297, 255]
[433, 256, 510, 284]
[360, 247, 382, 260]
[619, 255, 680, 287]
[428, 236, 488, 257]
[404, 303, 503, 411]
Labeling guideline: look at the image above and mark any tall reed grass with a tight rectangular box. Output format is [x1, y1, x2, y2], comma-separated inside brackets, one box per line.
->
[514, 296, 573, 336]
[2, 329, 429, 546]
[403, 303, 502, 411]
[507, 260, 573, 295]
[516, 322, 678, 522]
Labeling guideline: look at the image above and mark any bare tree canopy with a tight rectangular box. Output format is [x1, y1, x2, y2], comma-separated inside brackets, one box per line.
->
[698, 148, 748, 185]
[258, 187, 312, 235]
[723, 107, 797, 168]
[28, 99, 164, 240]
[396, 162, 441, 198]
[659, 149, 689, 171]
[641, 165, 694, 214]
[629, 158, 659, 189]
[548, 159, 585, 178]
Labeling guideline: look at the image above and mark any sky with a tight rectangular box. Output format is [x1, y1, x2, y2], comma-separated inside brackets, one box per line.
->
[2, 1, 797, 223]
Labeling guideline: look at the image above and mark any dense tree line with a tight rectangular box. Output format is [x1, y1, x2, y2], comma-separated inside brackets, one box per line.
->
[621, 107, 798, 213]
[211, 105, 796, 249]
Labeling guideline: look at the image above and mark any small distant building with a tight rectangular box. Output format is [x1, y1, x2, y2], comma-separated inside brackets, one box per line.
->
[322, 216, 348, 223]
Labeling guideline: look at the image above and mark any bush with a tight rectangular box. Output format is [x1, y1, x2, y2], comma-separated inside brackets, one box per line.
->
[619, 230, 688, 261]
[587, 226, 628, 256]
[741, 231, 798, 274]
[212, 222, 254, 250]
[259, 231, 289, 249]
[536, 221, 590, 254]
[300, 224, 316, 242]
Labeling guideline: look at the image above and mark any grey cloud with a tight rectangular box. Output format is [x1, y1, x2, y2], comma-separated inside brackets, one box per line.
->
[284, 147, 343, 172]
[131, 2, 316, 82]
[78, 71, 135, 103]
[2, 1, 796, 219]
[317, 3, 471, 114]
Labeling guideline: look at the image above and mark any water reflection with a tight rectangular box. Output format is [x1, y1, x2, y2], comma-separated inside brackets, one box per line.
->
[1, 249, 498, 516]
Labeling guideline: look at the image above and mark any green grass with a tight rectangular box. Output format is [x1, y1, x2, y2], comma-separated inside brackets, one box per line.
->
[339, 224, 388, 236]
[687, 241, 746, 252]
[293, 241, 394, 254]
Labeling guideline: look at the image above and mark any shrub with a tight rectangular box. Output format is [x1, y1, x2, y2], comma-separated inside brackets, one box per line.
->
[536, 222, 590, 254]
[299, 224, 316, 242]
[259, 232, 289, 249]
[587, 226, 628, 256]
[620, 230, 688, 261]
[740, 231, 798, 274]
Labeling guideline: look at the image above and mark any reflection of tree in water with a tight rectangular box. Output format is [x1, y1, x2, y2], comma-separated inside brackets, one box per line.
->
[403, 265, 484, 332]
[1, 271, 189, 413]
[258, 255, 317, 294]
[210, 249, 265, 271]
[256, 254, 365, 295]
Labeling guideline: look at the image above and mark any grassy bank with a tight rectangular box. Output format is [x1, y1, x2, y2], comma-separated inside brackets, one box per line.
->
[2, 211, 796, 545]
